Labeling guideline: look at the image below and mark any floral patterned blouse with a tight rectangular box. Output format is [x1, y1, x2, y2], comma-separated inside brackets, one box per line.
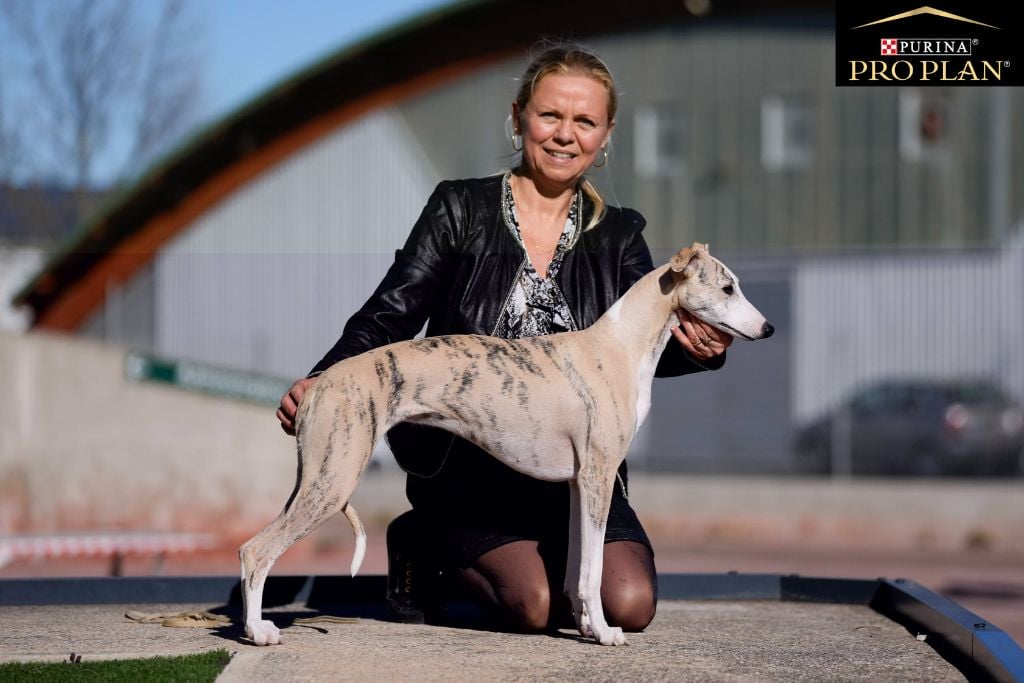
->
[493, 171, 582, 339]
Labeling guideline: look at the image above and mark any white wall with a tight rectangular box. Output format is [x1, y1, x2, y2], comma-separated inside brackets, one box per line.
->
[0, 248, 42, 333]
[0, 330, 298, 540]
[793, 230, 1024, 422]
[156, 109, 439, 379]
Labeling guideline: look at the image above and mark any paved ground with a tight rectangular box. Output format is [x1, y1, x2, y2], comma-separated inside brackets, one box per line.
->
[0, 599, 965, 682]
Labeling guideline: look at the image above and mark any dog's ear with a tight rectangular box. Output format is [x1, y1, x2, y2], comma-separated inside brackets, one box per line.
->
[670, 247, 691, 272]
[670, 246, 702, 276]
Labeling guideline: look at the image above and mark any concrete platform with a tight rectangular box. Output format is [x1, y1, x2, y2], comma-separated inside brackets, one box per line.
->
[0, 600, 961, 682]
[1, 574, 1021, 681]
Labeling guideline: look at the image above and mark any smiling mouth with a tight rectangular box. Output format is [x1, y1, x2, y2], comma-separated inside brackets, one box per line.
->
[546, 149, 576, 160]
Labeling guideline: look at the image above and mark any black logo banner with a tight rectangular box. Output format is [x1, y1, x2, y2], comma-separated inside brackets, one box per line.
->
[836, 1, 1020, 86]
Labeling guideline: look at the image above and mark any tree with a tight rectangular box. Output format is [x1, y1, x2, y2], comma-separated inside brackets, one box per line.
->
[0, 79, 25, 184]
[1, 0, 204, 217]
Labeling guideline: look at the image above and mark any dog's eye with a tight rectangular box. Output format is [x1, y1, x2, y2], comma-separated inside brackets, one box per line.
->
[722, 285, 734, 296]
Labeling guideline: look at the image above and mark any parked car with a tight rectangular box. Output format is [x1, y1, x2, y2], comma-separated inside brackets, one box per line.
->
[794, 379, 1024, 476]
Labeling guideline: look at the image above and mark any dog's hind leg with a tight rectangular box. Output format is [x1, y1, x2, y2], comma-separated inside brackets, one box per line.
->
[240, 475, 361, 645]
[565, 462, 626, 646]
[240, 420, 376, 645]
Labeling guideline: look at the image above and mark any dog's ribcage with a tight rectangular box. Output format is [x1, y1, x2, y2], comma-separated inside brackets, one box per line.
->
[298, 332, 640, 482]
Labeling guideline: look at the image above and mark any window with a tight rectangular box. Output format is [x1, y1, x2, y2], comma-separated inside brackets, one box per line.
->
[899, 89, 951, 162]
[761, 94, 814, 170]
[634, 103, 687, 178]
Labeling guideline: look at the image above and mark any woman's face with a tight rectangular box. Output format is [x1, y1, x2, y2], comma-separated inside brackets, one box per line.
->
[514, 73, 614, 191]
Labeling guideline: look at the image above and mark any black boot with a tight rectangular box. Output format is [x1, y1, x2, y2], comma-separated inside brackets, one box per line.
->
[386, 510, 440, 624]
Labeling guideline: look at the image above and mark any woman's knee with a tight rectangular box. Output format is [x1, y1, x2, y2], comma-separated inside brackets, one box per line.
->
[466, 541, 553, 632]
[495, 580, 552, 632]
[602, 578, 656, 631]
[601, 541, 658, 631]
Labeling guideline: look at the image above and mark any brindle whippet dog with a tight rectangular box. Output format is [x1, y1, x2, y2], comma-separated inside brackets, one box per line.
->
[241, 242, 773, 646]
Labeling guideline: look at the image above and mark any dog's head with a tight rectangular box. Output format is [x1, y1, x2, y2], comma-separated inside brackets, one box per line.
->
[665, 242, 774, 341]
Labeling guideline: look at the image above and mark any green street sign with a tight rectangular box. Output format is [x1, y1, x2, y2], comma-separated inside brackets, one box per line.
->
[124, 351, 291, 406]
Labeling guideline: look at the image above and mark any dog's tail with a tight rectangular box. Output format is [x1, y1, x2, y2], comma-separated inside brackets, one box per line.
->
[343, 502, 367, 576]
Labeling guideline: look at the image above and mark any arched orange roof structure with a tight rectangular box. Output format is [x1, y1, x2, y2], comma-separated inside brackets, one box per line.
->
[14, 0, 818, 329]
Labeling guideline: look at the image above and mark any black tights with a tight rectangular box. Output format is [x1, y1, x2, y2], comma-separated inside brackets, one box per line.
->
[454, 539, 658, 633]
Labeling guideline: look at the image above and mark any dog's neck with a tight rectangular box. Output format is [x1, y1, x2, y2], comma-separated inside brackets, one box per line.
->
[591, 264, 679, 363]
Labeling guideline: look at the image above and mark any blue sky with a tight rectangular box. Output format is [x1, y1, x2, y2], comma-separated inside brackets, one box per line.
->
[201, 0, 455, 123]
[0, 0, 455, 184]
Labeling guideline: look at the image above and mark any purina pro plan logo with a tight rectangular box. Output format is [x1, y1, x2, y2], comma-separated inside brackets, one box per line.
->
[836, 2, 1021, 86]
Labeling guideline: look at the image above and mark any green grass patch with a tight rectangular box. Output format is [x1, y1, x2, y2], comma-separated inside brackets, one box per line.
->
[0, 648, 232, 682]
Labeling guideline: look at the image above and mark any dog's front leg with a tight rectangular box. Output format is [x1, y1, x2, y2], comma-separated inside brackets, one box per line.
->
[564, 479, 589, 638]
[565, 469, 626, 646]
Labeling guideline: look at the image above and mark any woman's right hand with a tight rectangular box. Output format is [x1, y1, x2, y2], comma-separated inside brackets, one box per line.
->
[277, 377, 317, 436]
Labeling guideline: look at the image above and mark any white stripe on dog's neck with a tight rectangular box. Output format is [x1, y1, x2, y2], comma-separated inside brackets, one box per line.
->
[633, 318, 675, 434]
[605, 298, 623, 324]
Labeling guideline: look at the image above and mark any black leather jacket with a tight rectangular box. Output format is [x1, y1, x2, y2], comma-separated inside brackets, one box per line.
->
[310, 174, 720, 377]
[308, 175, 723, 501]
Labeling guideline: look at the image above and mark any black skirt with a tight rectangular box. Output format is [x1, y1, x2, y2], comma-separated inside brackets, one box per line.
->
[390, 425, 652, 569]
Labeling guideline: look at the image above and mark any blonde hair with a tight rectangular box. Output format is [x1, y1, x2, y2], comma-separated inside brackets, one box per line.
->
[513, 40, 617, 231]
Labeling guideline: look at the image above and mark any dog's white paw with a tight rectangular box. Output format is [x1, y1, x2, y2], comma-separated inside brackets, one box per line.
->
[596, 625, 627, 646]
[246, 619, 282, 646]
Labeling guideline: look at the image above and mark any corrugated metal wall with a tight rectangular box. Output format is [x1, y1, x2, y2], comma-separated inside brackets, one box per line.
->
[793, 229, 1024, 424]
[402, 26, 1021, 254]
[155, 110, 438, 379]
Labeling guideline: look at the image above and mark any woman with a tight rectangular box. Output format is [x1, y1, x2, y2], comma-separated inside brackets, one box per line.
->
[277, 41, 731, 633]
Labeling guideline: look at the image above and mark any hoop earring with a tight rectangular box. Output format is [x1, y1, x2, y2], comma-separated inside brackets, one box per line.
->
[593, 147, 608, 168]
[511, 133, 523, 152]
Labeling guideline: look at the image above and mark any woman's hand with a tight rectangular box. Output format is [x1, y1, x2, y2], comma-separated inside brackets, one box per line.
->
[671, 309, 732, 363]
[277, 377, 317, 436]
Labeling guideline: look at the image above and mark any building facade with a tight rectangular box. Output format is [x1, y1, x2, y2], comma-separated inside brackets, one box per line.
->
[15, 3, 1024, 472]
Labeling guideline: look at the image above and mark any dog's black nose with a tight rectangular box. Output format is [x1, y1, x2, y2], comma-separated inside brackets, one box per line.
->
[762, 322, 774, 338]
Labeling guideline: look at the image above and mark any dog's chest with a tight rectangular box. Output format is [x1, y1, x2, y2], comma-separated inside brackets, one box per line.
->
[633, 326, 672, 433]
